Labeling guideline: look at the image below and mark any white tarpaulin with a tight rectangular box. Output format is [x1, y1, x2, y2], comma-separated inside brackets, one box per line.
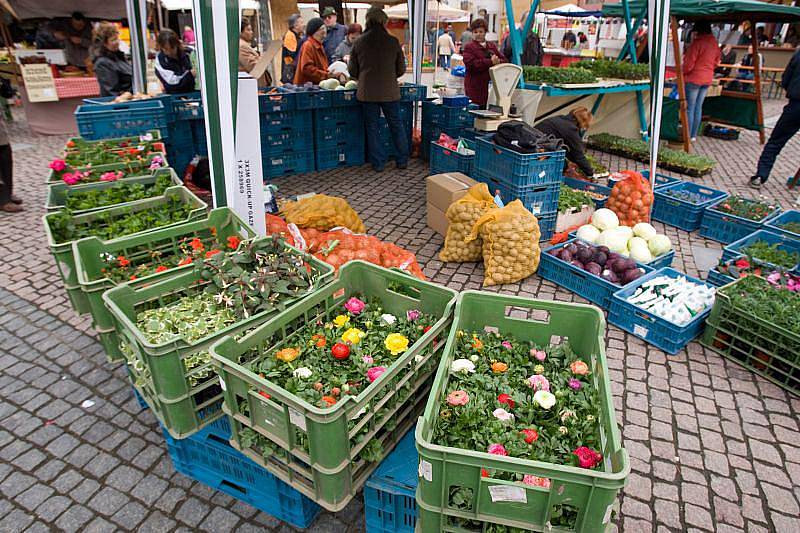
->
[7, 1, 127, 19]
[387, 1, 468, 22]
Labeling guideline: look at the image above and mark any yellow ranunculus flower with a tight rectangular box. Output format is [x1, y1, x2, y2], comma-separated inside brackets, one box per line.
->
[333, 315, 350, 328]
[385, 333, 409, 355]
[341, 328, 365, 345]
[275, 347, 300, 363]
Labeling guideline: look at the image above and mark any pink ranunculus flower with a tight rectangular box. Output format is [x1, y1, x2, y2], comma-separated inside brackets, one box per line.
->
[526, 374, 550, 392]
[533, 349, 547, 361]
[406, 309, 421, 322]
[501, 341, 512, 350]
[344, 297, 366, 315]
[523, 475, 551, 488]
[487, 443, 507, 456]
[100, 171, 120, 182]
[49, 159, 66, 172]
[366, 366, 386, 383]
[362, 355, 374, 365]
[62, 173, 79, 185]
[492, 408, 514, 422]
[447, 390, 469, 406]
[573, 446, 603, 469]
[149, 155, 164, 169]
[767, 271, 782, 285]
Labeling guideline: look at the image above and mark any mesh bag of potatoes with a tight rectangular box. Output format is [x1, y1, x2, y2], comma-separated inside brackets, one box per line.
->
[281, 194, 366, 234]
[467, 199, 542, 286]
[439, 183, 498, 262]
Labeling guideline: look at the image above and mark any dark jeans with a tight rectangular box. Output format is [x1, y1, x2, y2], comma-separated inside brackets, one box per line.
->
[0, 144, 12, 205]
[756, 98, 800, 181]
[363, 101, 409, 170]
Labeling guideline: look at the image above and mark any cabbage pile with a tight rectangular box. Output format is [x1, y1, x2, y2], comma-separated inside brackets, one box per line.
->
[575, 208, 672, 264]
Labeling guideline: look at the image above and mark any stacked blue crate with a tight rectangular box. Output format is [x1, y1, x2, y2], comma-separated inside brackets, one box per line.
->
[314, 105, 365, 170]
[371, 102, 414, 162]
[260, 93, 315, 178]
[421, 100, 475, 160]
[364, 430, 417, 533]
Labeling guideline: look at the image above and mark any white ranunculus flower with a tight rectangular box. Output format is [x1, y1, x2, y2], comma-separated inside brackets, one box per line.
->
[492, 408, 515, 422]
[380, 313, 397, 325]
[293, 367, 313, 379]
[533, 390, 556, 410]
[469, 354, 480, 363]
[450, 358, 476, 374]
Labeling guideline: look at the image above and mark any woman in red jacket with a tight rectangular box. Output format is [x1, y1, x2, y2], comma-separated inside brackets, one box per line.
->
[683, 22, 721, 141]
[462, 18, 506, 108]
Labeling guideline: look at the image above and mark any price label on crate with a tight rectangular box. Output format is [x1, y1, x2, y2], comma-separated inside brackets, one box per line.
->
[288, 407, 307, 431]
[633, 325, 649, 338]
[488, 485, 527, 503]
[418, 459, 433, 481]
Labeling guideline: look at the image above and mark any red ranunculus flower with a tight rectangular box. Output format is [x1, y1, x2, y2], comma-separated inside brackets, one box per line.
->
[178, 257, 193, 266]
[521, 428, 539, 444]
[735, 258, 750, 270]
[497, 393, 515, 409]
[205, 249, 221, 259]
[155, 265, 168, 273]
[189, 237, 204, 251]
[117, 255, 130, 267]
[573, 446, 602, 469]
[227, 235, 241, 250]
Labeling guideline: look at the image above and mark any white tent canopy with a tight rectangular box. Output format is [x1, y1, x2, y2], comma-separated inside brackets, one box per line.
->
[386, 1, 469, 22]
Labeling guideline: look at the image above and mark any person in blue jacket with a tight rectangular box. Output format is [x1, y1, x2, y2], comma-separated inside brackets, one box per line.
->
[154, 29, 195, 94]
[321, 7, 347, 61]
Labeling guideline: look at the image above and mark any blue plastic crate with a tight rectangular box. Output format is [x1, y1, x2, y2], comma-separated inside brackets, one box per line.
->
[421, 124, 464, 160]
[263, 150, 315, 179]
[316, 122, 365, 149]
[422, 101, 473, 129]
[261, 110, 310, 134]
[608, 268, 715, 354]
[331, 89, 359, 107]
[640, 170, 683, 190]
[163, 418, 321, 529]
[429, 141, 474, 176]
[364, 431, 417, 533]
[537, 211, 558, 241]
[166, 120, 194, 148]
[315, 145, 365, 170]
[314, 105, 363, 125]
[172, 92, 204, 121]
[474, 137, 565, 189]
[191, 121, 208, 156]
[652, 182, 729, 232]
[721, 229, 800, 270]
[478, 173, 560, 216]
[400, 83, 426, 102]
[261, 128, 313, 155]
[568, 231, 675, 269]
[765, 210, 800, 242]
[539, 239, 654, 309]
[133, 386, 148, 410]
[295, 90, 332, 110]
[442, 95, 470, 107]
[75, 100, 169, 140]
[706, 267, 735, 287]
[258, 91, 296, 113]
[562, 177, 611, 209]
[700, 198, 783, 244]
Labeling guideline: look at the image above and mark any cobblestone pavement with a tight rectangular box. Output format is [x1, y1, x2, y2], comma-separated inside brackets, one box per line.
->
[2, 99, 800, 532]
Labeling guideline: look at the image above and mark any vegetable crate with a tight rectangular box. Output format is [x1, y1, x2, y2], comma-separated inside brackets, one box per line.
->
[46, 152, 168, 184]
[608, 268, 714, 355]
[171, 92, 204, 121]
[263, 150, 315, 179]
[73, 208, 256, 363]
[315, 145, 366, 171]
[429, 141, 474, 177]
[563, 177, 611, 209]
[421, 124, 465, 161]
[639, 170, 682, 191]
[416, 291, 629, 533]
[314, 106, 365, 150]
[477, 172, 560, 216]
[102, 237, 334, 439]
[538, 212, 558, 242]
[261, 128, 313, 155]
[765, 210, 800, 242]
[260, 110, 310, 134]
[706, 268, 735, 288]
[75, 100, 170, 140]
[652, 182, 728, 232]
[44, 186, 207, 316]
[258, 91, 297, 113]
[721, 229, 800, 271]
[46, 167, 183, 213]
[474, 137, 565, 189]
[295, 90, 333, 110]
[568, 232, 675, 270]
[539, 239, 653, 310]
[700, 198, 782, 244]
[331, 89, 359, 107]
[400, 83, 426, 102]
[701, 278, 800, 396]
[422, 101, 474, 130]
[364, 430, 418, 533]
[164, 417, 322, 529]
[210, 261, 458, 511]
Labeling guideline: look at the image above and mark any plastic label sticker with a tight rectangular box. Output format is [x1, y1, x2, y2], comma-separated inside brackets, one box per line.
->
[418, 460, 433, 481]
[603, 503, 614, 524]
[289, 407, 307, 431]
[488, 485, 527, 503]
[219, 377, 226, 391]
[539, 170, 546, 179]
[633, 325, 649, 338]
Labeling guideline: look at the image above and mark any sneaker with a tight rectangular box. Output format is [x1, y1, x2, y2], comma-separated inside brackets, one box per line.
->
[0, 202, 24, 213]
[749, 176, 763, 189]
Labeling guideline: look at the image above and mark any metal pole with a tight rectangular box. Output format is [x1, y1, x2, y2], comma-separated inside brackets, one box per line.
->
[433, 1, 441, 86]
[670, 16, 691, 152]
[410, 0, 427, 87]
[156, 0, 164, 31]
[125, 0, 148, 93]
[751, 21, 766, 144]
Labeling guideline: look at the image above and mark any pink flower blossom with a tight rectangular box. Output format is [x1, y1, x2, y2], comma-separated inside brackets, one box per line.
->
[49, 159, 66, 172]
[487, 443, 507, 456]
[568, 378, 582, 390]
[62, 173, 79, 185]
[767, 271, 782, 285]
[100, 171, 120, 182]
[344, 297, 366, 315]
[526, 374, 550, 392]
[501, 341, 512, 350]
[523, 475, 551, 488]
[573, 446, 603, 469]
[362, 355, 374, 365]
[533, 350, 547, 361]
[366, 366, 387, 383]
[492, 408, 514, 422]
[149, 156, 164, 169]
[406, 309, 421, 321]
[447, 390, 469, 406]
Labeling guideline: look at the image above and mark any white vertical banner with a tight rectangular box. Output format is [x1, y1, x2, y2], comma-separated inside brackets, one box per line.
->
[232, 72, 266, 236]
[648, 0, 670, 187]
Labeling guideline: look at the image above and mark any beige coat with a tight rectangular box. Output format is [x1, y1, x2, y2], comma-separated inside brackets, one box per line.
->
[239, 39, 271, 87]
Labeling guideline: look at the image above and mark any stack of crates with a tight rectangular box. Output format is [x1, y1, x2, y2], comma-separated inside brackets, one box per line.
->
[421, 101, 474, 160]
[313, 105, 365, 170]
[165, 92, 205, 176]
[370, 102, 414, 163]
[364, 431, 418, 533]
[260, 92, 315, 179]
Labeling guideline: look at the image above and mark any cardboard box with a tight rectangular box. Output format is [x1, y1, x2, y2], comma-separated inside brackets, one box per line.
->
[426, 172, 477, 213]
[427, 202, 450, 237]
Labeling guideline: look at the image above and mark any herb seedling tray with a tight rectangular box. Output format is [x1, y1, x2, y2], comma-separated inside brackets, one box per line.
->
[103, 238, 334, 439]
[700, 197, 782, 244]
[721, 229, 800, 272]
[73, 208, 255, 363]
[765, 210, 800, 242]
[210, 261, 457, 512]
[416, 291, 628, 533]
[563, 177, 611, 209]
[608, 268, 715, 354]
[46, 152, 168, 184]
[43, 186, 207, 315]
[652, 182, 728, 232]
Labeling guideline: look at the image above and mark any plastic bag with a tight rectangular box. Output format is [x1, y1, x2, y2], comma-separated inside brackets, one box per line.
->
[467, 199, 541, 286]
[281, 194, 366, 234]
[605, 170, 653, 227]
[440, 183, 497, 263]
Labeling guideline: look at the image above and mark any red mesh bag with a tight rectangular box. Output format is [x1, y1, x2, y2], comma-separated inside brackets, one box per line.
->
[605, 170, 654, 227]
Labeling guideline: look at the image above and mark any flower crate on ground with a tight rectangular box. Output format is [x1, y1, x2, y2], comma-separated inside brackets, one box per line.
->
[73, 208, 256, 363]
[429, 141, 474, 177]
[44, 186, 207, 315]
[210, 261, 458, 512]
[721, 229, 800, 271]
[539, 239, 653, 309]
[701, 276, 800, 395]
[651, 182, 728, 232]
[75, 99, 170, 140]
[765, 210, 800, 242]
[46, 168, 182, 213]
[474, 137, 565, 189]
[700, 196, 782, 244]
[608, 268, 715, 354]
[163, 417, 321, 529]
[416, 291, 629, 533]
[364, 430, 417, 533]
[64, 130, 162, 155]
[563, 177, 611, 209]
[46, 152, 168, 185]
[102, 237, 334, 439]
[477, 172, 560, 216]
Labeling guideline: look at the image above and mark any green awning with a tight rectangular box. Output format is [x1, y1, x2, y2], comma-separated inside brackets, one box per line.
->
[602, 0, 800, 23]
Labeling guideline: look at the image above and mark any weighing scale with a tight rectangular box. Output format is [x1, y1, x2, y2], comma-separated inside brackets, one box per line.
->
[471, 63, 524, 132]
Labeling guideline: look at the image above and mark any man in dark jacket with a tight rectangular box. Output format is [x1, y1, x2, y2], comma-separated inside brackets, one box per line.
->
[321, 7, 347, 61]
[750, 47, 800, 188]
[501, 12, 543, 66]
[535, 107, 595, 178]
[348, 7, 408, 172]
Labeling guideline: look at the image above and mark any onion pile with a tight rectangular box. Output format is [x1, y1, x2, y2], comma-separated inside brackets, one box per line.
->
[548, 240, 646, 286]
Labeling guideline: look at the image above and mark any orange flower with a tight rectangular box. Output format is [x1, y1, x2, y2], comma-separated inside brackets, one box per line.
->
[570, 361, 590, 376]
[189, 237, 204, 251]
[491, 362, 508, 374]
[155, 265, 168, 273]
[66, 140, 75, 148]
[210, 227, 217, 236]
[129, 275, 137, 281]
[227, 235, 241, 250]
[322, 395, 337, 406]
[205, 249, 221, 259]
[471, 337, 483, 351]
[178, 257, 193, 266]
[312, 334, 327, 348]
[276, 347, 300, 362]
[117, 255, 130, 267]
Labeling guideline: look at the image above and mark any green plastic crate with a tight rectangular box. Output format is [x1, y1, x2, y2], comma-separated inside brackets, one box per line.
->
[210, 261, 458, 512]
[46, 152, 169, 184]
[64, 129, 162, 153]
[701, 278, 800, 396]
[46, 167, 182, 213]
[43, 186, 207, 315]
[102, 237, 334, 439]
[416, 291, 629, 533]
[73, 208, 256, 363]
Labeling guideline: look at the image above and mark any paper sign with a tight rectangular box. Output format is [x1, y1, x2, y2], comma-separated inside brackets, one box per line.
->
[633, 325, 649, 338]
[488, 485, 528, 503]
[288, 407, 307, 431]
[232, 73, 267, 236]
[21, 64, 58, 103]
[418, 459, 432, 481]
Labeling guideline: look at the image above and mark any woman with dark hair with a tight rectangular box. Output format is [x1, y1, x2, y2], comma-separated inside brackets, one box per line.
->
[683, 21, 721, 140]
[92, 22, 133, 97]
[535, 107, 596, 179]
[155, 29, 195, 94]
[333, 23, 362, 63]
[462, 18, 506, 108]
[239, 19, 271, 86]
[282, 14, 305, 83]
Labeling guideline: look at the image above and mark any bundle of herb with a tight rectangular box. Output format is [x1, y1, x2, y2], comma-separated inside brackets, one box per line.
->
[722, 275, 800, 335]
[711, 195, 778, 222]
[523, 66, 596, 85]
[558, 185, 595, 213]
[740, 240, 800, 269]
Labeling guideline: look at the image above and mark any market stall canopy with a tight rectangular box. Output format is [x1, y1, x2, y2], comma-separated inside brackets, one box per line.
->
[160, 0, 260, 10]
[386, 1, 469, 22]
[602, 0, 800, 23]
[6, 0, 126, 19]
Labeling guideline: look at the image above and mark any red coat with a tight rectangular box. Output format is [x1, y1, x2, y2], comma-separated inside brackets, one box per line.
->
[462, 40, 506, 107]
[683, 33, 721, 86]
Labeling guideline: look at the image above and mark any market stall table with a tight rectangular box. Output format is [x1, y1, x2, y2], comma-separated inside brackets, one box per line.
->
[21, 76, 100, 135]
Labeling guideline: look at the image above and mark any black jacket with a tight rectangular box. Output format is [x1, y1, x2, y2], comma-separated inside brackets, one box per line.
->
[155, 51, 195, 94]
[783, 48, 800, 101]
[93, 50, 133, 97]
[502, 32, 543, 67]
[535, 114, 593, 177]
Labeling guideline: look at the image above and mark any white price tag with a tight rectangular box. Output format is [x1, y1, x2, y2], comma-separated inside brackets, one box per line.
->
[488, 485, 527, 503]
[219, 377, 226, 391]
[418, 459, 433, 482]
[538, 170, 546, 179]
[289, 407, 307, 431]
[633, 325, 649, 338]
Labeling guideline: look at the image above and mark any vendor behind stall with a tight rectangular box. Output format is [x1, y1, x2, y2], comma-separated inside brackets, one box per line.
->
[155, 29, 195, 94]
[462, 18, 506, 108]
[56, 12, 93, 69]
[92, 23, 132, 97]
[535, 107, 595, 178]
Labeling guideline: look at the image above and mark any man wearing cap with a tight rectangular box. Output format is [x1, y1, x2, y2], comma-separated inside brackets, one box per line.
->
[321, 7, 347, 62]
[348, 7, 409, 172]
